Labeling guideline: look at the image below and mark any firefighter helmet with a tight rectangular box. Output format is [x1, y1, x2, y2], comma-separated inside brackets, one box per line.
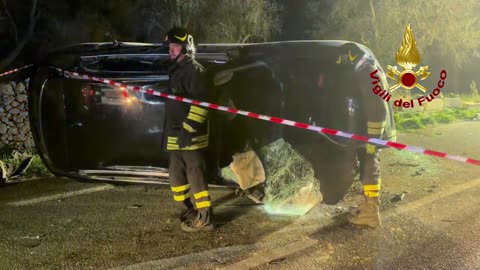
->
[336, 43, 360, 66]
[164, 27, 196, 55]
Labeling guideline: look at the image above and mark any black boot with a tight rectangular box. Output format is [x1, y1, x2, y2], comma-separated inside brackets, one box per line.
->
[181, 208, 214, 232]
[179, 199, 197, 222]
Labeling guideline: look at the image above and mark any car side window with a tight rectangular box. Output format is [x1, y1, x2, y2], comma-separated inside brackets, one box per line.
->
[80, 55, 170, 74]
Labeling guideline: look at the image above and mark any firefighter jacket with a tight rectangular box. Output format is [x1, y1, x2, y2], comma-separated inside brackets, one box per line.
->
[330, 50, 397, 148]
[353, 55, 397, 146]
[165, 56, 210, 151]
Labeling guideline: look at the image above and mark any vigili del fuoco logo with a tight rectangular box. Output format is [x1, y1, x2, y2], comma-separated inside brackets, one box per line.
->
[370, 24, 447, 108]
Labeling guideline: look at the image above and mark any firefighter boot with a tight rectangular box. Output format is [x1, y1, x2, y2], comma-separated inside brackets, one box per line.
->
[179, 199, 197, 222]
[181, 207, 214, 232]
[348, 196, 382, 228]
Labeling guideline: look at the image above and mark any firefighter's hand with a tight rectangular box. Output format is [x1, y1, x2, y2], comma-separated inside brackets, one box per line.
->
[366, 143, 376, 155]
[177, 128, 193, 148]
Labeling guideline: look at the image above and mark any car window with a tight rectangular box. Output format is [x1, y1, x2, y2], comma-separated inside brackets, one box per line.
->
[80, 54, 169, 73]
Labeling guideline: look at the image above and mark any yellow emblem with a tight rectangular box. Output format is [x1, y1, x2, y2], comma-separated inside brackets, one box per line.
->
[336, 50, 358, 64]
[336, 55, 342, 64]
[348, 50, 358, 62]
[387, 24, 431, 94]
[174, 34, 188, 42]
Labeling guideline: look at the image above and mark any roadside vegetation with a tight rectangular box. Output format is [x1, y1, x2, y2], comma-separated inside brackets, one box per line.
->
[393, 84, 480, 132]
[394, 108, 480, 132]
[0, 145, 53, 180]
[446, 90, 480, 104]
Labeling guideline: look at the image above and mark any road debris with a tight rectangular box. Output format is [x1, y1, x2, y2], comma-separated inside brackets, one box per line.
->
[126, 204, 143, 209]
[391, 193, 406, 202]
[19, 233, 47, 240]
[268, 257, 287, 264]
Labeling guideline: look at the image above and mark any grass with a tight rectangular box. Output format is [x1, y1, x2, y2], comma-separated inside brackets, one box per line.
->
[461, 95, 480, 103]
[0, 145, 53, 179]
[24, 155, 53, 178]
[394, 108, 480, 132]
[445, 91, 480, 103]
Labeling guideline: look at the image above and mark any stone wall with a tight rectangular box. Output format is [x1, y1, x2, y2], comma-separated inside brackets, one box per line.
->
[0, 80, 35, 150]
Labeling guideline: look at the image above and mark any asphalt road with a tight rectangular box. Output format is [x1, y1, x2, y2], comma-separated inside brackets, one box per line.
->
[252, 178, 480, 270]
[1, 121, 480, 270]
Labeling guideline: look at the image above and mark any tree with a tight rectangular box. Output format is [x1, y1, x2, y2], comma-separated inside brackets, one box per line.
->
[305, 0, 480, 93]
[307, 0, 480, 69]
[0, 0, 282, 70]
[138, 0, 201, 42]
[199, 0, 282, 43]
[0, 0, 40, 71]
[139, 0, 282, 43]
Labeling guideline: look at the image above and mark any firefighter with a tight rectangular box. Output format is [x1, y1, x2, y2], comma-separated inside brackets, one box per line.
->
[334, 43, 396, 228]
[163, 27, 214, 232]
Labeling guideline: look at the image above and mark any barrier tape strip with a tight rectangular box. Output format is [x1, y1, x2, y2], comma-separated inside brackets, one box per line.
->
[0, 64, 34, 78]
[58, 69, 480, 167]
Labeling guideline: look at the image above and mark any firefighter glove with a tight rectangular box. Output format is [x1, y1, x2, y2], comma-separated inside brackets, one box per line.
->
[177, 128, 193, 148]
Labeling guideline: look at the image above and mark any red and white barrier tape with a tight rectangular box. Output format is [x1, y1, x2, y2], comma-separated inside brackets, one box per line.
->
[58, 68, 480, 166]
[0, 64, 34, 78]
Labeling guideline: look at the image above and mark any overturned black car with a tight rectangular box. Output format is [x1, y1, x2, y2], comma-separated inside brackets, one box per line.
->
[26, 40, 396, 207]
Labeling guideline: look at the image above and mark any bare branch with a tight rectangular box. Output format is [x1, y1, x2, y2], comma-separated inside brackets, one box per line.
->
[1, 0, 18, 44]
[0, 0, 39, 71]
[241, 34, 251, 43]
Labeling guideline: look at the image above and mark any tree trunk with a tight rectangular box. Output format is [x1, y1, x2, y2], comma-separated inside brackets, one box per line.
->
[369, 0, 379, 51]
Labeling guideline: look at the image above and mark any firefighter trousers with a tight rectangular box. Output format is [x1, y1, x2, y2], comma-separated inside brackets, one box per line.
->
[168, 150, 212, 210]
[356, 146, 381, 197]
